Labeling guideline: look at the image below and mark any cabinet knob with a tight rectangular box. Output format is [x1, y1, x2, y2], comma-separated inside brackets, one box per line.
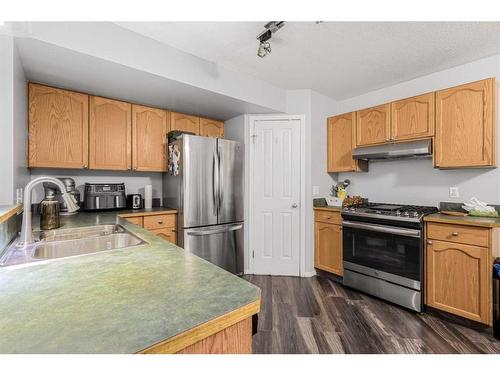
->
[158, 221, 164, 225]
[452, 232, 459, 236]
[427, 240, 433, 245]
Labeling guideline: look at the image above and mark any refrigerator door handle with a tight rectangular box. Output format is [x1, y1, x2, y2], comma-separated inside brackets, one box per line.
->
[213, 150, 220, 216]
[218, 146, 224, 213]
[186, 224, 243, 236]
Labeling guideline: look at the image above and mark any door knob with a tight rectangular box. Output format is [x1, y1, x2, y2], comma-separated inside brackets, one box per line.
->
[291, 203, 298, 208]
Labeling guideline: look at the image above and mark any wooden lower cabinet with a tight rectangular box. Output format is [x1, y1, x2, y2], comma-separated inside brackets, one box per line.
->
[425, 221, 498, 325]
[176, 317, 252, 354]
[124, 216, 143, 227]
[426, 239, 490, 324]
[140, 299, 260, 354]
[121, 211, 177, 244]
[314, 209, 343, 276]
[151, 227, 176, 244]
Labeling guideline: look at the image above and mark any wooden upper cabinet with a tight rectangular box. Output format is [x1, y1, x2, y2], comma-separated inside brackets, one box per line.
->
[391, 92, 435, 141]
[200, 117, 224, 138]
[170, 112, 200, 135]
[355, 104, 391, 146]
[435, 78, 497, 168]
[28, 83, 89, 168]
[132, 105, 169, 172]
[89, 96, 132, 170]
[426, 239, 490, 324]
[327, 113, 366, 172]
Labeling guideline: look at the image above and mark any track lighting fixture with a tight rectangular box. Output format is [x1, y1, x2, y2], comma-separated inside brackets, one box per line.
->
[256, 21, 285, 58]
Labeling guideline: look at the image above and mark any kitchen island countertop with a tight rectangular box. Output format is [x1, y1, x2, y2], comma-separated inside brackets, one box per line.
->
[0, 209, 260, 353]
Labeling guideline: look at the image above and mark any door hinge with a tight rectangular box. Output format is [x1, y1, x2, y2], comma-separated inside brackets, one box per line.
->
[252, 250, 255, 259]
[251, 134, 257, 144]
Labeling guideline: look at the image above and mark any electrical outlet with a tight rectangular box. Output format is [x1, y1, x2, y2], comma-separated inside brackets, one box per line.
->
[312, 186, 319, 196]
[449, 187, 460, 199]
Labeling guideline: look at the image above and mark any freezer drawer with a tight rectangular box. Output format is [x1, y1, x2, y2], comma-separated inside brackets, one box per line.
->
[184, 222, 244, 275]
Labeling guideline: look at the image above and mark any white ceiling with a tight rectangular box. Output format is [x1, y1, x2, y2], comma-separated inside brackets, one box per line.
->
[116, 22, 500, 100]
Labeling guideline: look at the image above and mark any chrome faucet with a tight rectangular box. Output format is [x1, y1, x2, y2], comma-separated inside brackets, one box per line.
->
[18, 176, 80, 247]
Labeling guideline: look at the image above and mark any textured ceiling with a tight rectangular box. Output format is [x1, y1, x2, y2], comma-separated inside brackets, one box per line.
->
[116, 22, 500, 100]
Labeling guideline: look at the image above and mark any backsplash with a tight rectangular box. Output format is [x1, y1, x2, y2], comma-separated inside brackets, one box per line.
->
[29, 169, 163, 204]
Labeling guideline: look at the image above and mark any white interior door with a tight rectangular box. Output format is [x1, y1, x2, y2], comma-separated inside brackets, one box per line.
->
[251, 118, 301, 276]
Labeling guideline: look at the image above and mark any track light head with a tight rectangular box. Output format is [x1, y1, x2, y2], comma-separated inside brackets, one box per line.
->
[256, 21, 285, 58]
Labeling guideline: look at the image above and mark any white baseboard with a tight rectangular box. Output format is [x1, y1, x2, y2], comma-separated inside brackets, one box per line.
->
[301, 270, 317, 278]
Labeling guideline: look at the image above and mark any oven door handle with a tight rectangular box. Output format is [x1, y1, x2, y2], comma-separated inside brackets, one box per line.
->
[342, 221, 421, 238]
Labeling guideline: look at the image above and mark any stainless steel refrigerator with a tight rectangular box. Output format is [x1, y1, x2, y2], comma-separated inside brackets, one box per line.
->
[163, 134, 244, 274]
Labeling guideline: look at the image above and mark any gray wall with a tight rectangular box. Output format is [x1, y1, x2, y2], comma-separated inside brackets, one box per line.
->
[0, 35, 15, 205]
[335, 53, 500, 206]
[0, 36, 29, 205]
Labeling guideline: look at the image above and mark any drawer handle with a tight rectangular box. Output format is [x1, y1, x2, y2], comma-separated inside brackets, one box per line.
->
[451, 232, 459, 236]
[158, 221, 164, 225]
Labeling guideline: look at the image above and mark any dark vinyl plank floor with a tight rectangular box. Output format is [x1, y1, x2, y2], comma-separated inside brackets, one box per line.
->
[243, 275, 500, 354]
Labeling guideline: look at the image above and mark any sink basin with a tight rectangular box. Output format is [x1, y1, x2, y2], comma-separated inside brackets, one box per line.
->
[0, 224, 147, 267]
[33, 233, 145, 260]
[39, 224, 124, 242]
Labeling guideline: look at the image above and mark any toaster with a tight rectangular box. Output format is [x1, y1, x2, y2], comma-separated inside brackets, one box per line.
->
[126, 194, 143, 209]
[83, 183, 126, 211]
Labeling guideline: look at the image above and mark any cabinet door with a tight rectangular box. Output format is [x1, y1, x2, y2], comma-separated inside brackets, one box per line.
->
[170, 112, 200, 135]
[151, 227, 177, 244]
[327, 113, 361, 172]
[391, 92, 435, 141]
[426, 239, 490, 324]
[132, 105, 169, 172]
[355, 104, 391, 146]
[89, 96, 132, 170]
[28, 83, 89, 168]
[199, 117, 224, 138]
[435, 78, 497, 168]
[314, 222, 343, 276]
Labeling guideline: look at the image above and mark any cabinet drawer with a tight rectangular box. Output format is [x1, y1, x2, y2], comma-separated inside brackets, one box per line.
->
[144, 214, 176, 230]
[151, 227, 177, 244]
[124, 216, 143, 227]
[427, 222, 489, 247]
[314, 210, 342, 225]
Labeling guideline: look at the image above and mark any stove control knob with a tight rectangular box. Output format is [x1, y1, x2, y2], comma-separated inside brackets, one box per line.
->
[350, 207, 356, 212]
[395, 210, 401, 216]
[412, 211, 419, 218]
[403, 211, 409, 217]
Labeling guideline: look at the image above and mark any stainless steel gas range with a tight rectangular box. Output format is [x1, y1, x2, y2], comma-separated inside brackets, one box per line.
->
[341, 203, 438, 312]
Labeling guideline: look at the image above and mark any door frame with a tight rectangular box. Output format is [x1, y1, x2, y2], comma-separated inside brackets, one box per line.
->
[247, 114, 306, 276]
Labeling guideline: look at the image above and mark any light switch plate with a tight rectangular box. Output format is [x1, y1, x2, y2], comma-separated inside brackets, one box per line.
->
[312, 186, 319, 196]
[449, 187, 460, 199]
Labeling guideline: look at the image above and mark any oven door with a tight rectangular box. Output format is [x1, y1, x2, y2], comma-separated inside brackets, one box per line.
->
[342, 220, 422, 289]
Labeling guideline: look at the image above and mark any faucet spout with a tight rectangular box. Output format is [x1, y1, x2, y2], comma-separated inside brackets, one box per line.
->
[18, 176, 80, 247]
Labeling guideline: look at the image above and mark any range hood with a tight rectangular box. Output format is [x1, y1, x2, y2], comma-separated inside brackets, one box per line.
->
[352, 139, 432, 161]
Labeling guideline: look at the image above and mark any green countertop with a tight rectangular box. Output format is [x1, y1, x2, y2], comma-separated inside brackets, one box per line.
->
[424, 212, 500, 228]
[0, 210, 260, 353]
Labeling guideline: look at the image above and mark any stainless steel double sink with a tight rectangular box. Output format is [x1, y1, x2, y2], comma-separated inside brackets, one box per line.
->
[0, 224, 147, 267]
